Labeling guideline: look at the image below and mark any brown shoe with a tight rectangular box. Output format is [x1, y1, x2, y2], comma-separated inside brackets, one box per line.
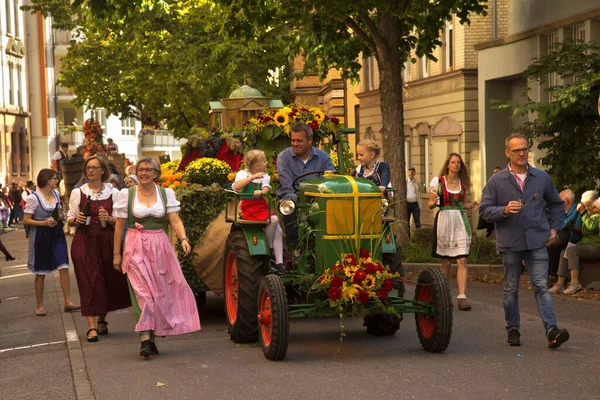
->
[458, 298, 472, 311]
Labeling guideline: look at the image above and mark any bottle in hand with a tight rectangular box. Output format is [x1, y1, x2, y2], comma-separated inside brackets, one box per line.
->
[51, 203, 60, 222]
[82, 195, 92, 226]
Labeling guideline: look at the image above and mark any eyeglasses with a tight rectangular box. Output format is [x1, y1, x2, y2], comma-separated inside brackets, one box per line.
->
[137, 168, 157, 174]
[50, 177, 59, 181]
[85, 166, 102, 171]
[508, 148, 529, 155]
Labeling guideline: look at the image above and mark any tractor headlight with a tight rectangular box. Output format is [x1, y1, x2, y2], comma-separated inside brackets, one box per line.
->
[381, 198, 389, 214]
[279, 199, 296, 216]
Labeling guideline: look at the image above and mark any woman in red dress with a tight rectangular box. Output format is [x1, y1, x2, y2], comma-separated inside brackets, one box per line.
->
[68, 156, 131, 342]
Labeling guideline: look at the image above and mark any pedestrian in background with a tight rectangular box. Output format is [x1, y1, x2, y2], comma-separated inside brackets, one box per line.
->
[51, 143, 69, 181]
[113, 157, 200, 358]
[22, 181, 35, 238]
[24, 169, 79, 316]
[68, 156, 131, 343]
[479, 133, 569, 348]
[124, 175, 139, 188]
[406, 167, 421, 229]
[106, 138, 119, 155]
[8, 183, 23, 226]
[429, 153, 479, 311]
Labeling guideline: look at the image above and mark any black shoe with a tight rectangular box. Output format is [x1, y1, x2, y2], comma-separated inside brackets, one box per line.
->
[507, 329, 521, 346]
[150, 341, 159, 355]
[547, 328, 569, 349]
[140, 340, 152, 358]
[87, 328, 99, 343]
[5, 255, 15, 261]
[97, 320, 108, 335]
[273, 263, 286, 274]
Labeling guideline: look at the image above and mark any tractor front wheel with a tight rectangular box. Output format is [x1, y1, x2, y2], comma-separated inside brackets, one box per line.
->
[414, 268, 453, 352]
[258, 274, 289, 360]
[224, 230, 265, 343]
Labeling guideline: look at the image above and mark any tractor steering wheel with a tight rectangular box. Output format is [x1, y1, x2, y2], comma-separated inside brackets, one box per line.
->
[291, 170, 326, 193]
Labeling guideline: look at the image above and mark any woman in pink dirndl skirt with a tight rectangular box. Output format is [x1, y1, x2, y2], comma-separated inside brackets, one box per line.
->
[113, 157, 199, 358]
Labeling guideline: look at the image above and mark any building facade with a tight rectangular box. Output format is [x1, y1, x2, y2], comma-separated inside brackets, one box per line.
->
[1, 0, 32, 185]
[476, 0, 600, 186]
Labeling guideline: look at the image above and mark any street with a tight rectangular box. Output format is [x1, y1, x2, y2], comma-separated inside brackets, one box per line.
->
[1, 227, 599, 400]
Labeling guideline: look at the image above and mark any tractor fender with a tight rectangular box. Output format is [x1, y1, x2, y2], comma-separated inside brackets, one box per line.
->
[238, 226, 270, 257]
[381, 225, 397, 254]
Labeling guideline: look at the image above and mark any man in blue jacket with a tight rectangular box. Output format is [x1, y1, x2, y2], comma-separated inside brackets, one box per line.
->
[276, 122, 335, 249]
[479, 133, 569, 348]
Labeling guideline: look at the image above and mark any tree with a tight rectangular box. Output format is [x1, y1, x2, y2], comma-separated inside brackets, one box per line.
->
[218, 0, 488, 239]
[23, 0, 291, 137]
[497, 39, 600, 196]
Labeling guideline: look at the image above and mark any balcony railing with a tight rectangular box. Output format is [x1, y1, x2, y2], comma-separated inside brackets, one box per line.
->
[56, 86, 74, 96]
[54, 30, 72, 46]
[58, 126, 84, 147]
[141, 129, 186, 148]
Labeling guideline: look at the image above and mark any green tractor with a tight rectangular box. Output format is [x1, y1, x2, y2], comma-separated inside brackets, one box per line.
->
[223, 131, 452, 360]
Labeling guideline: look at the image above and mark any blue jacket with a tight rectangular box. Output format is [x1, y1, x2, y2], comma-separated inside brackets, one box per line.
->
[479, 164, 563, 252]
[351, 161, 391, 188]
[276, 146, 335, 202]
[561, 203, 583, 244]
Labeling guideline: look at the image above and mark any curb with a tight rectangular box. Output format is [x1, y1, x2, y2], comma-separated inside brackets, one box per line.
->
[403, 262, 504, 277]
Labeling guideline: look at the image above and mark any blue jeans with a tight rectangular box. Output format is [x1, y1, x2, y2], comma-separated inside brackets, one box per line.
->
[407, 202, 421, 228]
[501, 247, 557, 334]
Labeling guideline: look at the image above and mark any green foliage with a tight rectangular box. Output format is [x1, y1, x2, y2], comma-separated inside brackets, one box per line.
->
[183, 158, 231, 186]
[176, 185, 227, 294]
[494, 39, 600, 196]
[23, 0, 292, 137]
[401, 228, 501, 264]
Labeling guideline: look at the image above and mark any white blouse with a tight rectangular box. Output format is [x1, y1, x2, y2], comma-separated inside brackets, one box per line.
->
[232, 170, 271, 191]
[113, 185, 180, 219]
[67, 183, 120, 220]
[24, 190, 61, 215]
[430, 176, 461, 194]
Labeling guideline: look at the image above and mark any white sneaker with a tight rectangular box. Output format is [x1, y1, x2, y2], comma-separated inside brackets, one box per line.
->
[549, 284, 565, 294]
[563, 283, 582, 295]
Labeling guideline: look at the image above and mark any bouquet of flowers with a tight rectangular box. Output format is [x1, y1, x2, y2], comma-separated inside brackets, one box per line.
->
[160, 160, 186, 190]
[184, 157, 231, 187]
[82, 118, 105, 154]
[242, 103, 343, 140]
[316, 249, 400, 312]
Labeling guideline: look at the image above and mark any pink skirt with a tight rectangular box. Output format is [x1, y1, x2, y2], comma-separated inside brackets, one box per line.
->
[122, 223, 200, 336]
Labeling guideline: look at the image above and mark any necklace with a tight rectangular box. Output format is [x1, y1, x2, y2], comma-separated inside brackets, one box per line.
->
[138, 186, 156, 197]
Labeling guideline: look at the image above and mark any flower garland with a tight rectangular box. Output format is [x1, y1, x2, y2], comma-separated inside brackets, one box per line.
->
[82, 118, 105, 155]
[242, 103, 343, 139]
[317, 249, 400, 309]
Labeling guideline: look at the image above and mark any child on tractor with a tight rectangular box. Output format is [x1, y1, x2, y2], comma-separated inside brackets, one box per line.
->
[232, 150, 285, 272]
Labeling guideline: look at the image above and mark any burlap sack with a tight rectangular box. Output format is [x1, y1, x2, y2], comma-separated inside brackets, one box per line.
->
[191, 210, 229, 295]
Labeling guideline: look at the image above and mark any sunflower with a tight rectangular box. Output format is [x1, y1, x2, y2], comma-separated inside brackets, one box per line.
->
[344, 265, 357, 278]
[341, 283, 359, 302]
[363, 274, 376, 290]
[273, 109, 289, 127]
[313, 109, 325, 122]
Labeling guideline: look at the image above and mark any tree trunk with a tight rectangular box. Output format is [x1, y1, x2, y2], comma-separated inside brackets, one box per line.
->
[376, 13, 408, 243]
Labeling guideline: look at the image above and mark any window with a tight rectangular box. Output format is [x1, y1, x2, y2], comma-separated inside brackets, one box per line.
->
[16, 65, 22, 107]
[13, 0, 19, 37]
[402, 61, 410, 84]
[10, 130, 18, 174]
[93, 109, 107, 130]
[540, 31, 559, 102]
[5, 0, 12, 35]
[570, 23, 586, 43]
[445, 22, 454, 71]
[121, 116, 136, 135]
[19, 129, 27, 174]
[63, 108, 77, 126]
[8, 63, 14, 105]
[424, 136, 430, 185]
[422, 56, 429, 78]
[404, 139, 411, 171]
[363, 56, 374, 91]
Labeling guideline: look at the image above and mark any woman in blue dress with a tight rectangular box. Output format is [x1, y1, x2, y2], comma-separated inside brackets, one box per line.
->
[24, 169, 80, 316]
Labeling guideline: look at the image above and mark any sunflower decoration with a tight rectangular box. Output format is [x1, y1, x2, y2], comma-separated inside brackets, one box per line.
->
[312, 109, 325, 122]
[273, 109, 289, 127]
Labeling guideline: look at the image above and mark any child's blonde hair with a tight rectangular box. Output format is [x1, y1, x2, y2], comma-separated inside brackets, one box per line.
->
[357, 139, 381, 158]
[244, 149, 266, 171]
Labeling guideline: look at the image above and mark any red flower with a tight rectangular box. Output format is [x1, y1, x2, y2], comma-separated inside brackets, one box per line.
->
[357, 290, 370, 304]
[330, 117, 340, 124]
[328, 286, 342, 301]
[364, 262, 377, 274]
[377, 288, 389, 301]
[330, 276, 344, 287]
[344, 254, 357, 266]
[359, 248, 370, 259]
[332, 262, 343, 272]
[382, 279, 393, 291]
[263, 116, 272, 123]
[310, 120, 319, 131]
[353, 269, 366, 284]
[375, 262, 384, 272]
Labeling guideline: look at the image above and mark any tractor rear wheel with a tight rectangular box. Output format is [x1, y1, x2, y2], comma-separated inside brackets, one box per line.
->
[383, 251, 405, 297]
[414, 268, 453, 352]
[258, 274, 289, 360]
[364, 313, 402, 336]
[224, 230, 265, 343]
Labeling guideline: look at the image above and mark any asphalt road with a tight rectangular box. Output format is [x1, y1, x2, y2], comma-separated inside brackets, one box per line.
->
[1, 226, 599, 400]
